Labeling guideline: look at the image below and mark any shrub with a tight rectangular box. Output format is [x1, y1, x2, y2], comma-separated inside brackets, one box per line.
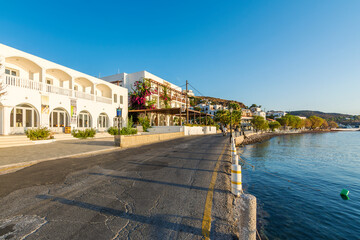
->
[107, 117, 138, 136]
[71, 128, 96, 139]
[107, 126, 119, 135]
[139, 116, 151, 132]
[25, 127, 51, 140]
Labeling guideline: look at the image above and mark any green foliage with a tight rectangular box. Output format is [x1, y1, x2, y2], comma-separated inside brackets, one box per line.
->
[214, 109, 242, 126]
[107, 117, 138, 135]
[251, 116, 268, 132]
[139, 116, 151, 132]
[25, 127, 51, 140]
[160, 86, 171, 108]
[228, 102, 241, 110]
[107, 126, 119, 135]
[71, 128, 96, 139]
[269, 121, 281, 131]
[309, 116, 325, 129]
[278, 115, 303, 128]
[328, 120, 338, 128]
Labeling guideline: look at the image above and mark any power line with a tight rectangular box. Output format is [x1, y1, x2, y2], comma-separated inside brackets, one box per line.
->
[188, 82, 206, 97]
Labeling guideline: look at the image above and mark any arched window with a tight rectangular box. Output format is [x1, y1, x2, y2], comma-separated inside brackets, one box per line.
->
[78, 110, 92, 128]
[10, 104, 39, 130]
[98, 113, 109, 129]
[49, 108, 70, 132]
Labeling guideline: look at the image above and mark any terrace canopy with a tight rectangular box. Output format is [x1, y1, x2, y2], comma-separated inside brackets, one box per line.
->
[128, 108, 214, 126]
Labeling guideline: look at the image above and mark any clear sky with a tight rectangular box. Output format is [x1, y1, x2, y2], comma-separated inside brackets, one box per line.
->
[1, 0, 359, 114]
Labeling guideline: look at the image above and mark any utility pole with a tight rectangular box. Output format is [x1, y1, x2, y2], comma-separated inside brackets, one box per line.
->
[186, 80, 189, 124]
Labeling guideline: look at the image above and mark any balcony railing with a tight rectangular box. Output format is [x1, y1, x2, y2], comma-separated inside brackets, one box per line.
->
[5, 75, 113, 104]
[96, 95, 112, 104]
[74, 91, 94, 101]
[45, 84, 72, 96]
[6, 75, 43, 91]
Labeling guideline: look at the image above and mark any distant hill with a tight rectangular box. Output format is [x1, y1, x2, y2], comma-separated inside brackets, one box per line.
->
[289, 110, 360, 125]
[192, 96, 246, 108]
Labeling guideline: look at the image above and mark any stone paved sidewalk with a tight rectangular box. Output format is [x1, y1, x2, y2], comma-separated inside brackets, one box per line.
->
[0, 138, 117, 169]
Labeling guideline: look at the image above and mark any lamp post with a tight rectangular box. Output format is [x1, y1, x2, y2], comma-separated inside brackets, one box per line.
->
[116, 107, 122, 136]
[229, 107, 233, 143]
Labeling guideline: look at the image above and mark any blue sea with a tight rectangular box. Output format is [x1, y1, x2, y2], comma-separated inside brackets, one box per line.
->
[240, 132, 360, 240]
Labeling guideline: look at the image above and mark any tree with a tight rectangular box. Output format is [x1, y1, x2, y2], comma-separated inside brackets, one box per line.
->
[228, 102, 241, 111]
[214, 109, 242, 127]
[269, 121, 281, 132]
[329, 121, 338, 129]
[321, 120, 329, 129]
[251, 116, 267, 132]
[278, 115, 302, 129]
[309, 116, 324, 129]
[303, 119, 312, 129]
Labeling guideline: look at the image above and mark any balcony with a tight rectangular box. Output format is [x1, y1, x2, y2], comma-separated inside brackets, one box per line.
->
[5, 75, 113, 104]
[96, 95, 112, 104]
[74, 90, 94, 101]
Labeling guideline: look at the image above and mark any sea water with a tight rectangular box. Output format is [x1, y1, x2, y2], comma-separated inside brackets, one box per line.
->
[241, 132, 360, 239]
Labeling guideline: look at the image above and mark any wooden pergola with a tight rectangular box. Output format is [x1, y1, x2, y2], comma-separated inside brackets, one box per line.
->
[129, 108, 214, 126]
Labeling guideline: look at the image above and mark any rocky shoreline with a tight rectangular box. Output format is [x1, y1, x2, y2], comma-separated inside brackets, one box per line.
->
[240, 130, 331, 146]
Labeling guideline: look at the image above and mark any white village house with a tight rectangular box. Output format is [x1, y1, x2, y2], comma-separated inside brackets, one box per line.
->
[0, 44, 128, 135]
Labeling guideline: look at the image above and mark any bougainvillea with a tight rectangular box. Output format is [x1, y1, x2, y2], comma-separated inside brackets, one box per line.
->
[129, 78, 156, 109]
[160, 86, 171, 108]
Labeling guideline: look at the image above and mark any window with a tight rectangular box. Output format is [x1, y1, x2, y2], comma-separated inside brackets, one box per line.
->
[120, 95, 123, 104]
[5, 68, 18, 76]
[74, 85, 78, 91]
[114, 94, 118, 103]
[46, 79, 52, 85]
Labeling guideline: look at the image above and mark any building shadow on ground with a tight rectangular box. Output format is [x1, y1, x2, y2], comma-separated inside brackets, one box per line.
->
[35, 195, 235, 239]
[89, 172, 229, 194]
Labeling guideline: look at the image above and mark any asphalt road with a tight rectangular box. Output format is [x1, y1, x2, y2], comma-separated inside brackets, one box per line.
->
[0, 134, 236, 239]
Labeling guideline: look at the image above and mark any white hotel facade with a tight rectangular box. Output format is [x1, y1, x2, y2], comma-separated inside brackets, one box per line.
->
[0, 44, 128, 135]
[102, 71, 187, 109]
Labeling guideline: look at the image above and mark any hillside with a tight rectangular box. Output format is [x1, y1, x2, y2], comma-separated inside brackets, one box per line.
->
[289, 110, 360, 125]
[192, 96, 246, 108]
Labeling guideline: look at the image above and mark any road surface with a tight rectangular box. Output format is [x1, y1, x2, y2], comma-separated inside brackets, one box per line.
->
[0, 134, 236, 239]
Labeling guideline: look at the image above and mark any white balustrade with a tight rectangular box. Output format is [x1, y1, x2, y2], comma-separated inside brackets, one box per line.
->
[5, 75, 43, 91]
[45, 84, 72, 96]
[5, 75, 113, 104]
[74, 90, 94, 101]
[96, 95, 112, 104]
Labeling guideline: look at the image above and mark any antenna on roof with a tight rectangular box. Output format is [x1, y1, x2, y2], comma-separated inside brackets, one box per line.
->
[117, 68, 120, 74]
[98, 73, 101, 78]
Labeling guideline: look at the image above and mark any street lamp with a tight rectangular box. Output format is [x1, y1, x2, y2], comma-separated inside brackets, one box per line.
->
[229, 107, 233, 143]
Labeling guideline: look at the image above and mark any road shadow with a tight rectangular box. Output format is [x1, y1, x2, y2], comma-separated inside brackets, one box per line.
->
[35, 195, 234, 239]
[89, 172, 229, 194]
[143, 155, 228, 163]
[60, 140, 114, 147]
[128, 161, 221, 173]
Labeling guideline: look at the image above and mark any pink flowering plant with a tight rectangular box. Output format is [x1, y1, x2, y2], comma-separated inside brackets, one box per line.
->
[160, 86, 171, 108]
[129, 78, 156, 109]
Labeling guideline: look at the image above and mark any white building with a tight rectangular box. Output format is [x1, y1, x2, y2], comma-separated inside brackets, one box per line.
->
[0, 44, 128, 135]
[102, 71, 186, 109]
[196, 103, 227, 115]
[250, 107, 266, 119]
[267, 110, 287, 119]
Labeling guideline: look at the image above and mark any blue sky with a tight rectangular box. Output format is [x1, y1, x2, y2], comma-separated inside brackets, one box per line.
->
[1, 0, 359, 114]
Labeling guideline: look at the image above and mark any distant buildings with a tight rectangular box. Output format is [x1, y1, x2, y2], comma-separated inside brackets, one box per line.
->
[251, 107, 266, 119]
[195, 103, 228, 115]
[266, 110, 287, 119]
